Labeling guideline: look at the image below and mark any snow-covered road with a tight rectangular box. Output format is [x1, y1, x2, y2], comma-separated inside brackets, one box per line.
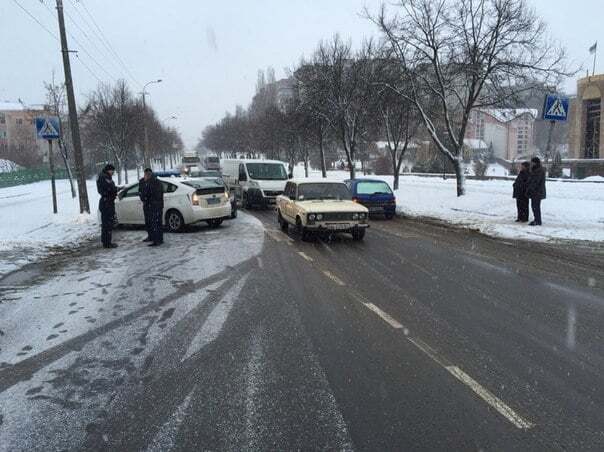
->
[0, 213, 264, 450]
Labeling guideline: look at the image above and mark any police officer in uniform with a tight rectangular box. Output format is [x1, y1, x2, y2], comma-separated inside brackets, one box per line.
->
[96, 164, 118, 248]
[139, 168, 164, 246]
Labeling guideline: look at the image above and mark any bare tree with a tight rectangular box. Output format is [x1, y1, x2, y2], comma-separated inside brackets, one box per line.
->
[44, 71, 76, 198]
[371, 0, 569, 195]
[83, 80, 139, 184]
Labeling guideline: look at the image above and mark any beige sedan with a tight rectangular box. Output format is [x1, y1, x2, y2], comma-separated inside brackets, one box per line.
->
[276, 179, 369, 241]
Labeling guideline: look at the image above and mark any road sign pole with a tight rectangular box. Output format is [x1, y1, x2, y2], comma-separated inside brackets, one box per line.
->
[48, 140, 58, 214]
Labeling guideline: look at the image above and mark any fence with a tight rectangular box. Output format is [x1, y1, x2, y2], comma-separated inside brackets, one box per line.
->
[0, 167, 69, 189]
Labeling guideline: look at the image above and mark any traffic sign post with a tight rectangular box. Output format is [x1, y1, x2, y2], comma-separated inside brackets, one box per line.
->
[542, 94, 569, 167]
[36, 117, 61, 214]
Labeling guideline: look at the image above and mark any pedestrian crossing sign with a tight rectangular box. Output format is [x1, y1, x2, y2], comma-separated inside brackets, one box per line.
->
[542, 94, 569, 122]
[35, 116, 61, 140]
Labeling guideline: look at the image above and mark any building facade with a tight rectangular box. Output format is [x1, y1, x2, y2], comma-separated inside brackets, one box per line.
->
[0, 102, 50, 166]
[568, 74, 603, 160]
[465, 108, 537, 160]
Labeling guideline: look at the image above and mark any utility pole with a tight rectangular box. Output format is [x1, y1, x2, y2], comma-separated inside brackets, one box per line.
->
[141, 79, 162, 169]
[56, 0, 90, 213]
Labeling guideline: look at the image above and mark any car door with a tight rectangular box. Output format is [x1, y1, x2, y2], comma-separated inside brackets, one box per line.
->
[284, 183, 297, 221]
[116, 183, 143, 224]
[160, 181, 180, 223]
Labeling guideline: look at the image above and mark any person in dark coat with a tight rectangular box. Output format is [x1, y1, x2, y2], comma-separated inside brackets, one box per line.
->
[96, 164, 118, 248]
[526, 157, 546, 226]
[139, 168, 164, 246]
[512, 161, 530, 222]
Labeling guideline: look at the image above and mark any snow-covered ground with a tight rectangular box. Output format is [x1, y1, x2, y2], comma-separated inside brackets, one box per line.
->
[0, 179, 100, 277]
[293, 166, 604, 243]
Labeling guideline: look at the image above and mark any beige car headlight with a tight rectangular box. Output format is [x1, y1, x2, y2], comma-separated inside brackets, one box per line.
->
[308, 213, 316, 221]
[316, 213, 323, 221]
[352, 213, 359, 220]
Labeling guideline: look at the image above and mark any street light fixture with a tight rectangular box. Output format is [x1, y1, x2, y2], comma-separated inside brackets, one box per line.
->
[141, 79, 162, 168]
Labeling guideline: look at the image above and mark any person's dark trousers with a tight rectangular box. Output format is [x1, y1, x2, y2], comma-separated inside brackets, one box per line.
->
[99, 203, 115, 247]
[143, 205, 152, 239]
[531, 197, 542, 225]
[150, 207, 164, 244]
[516, 197, 529, 222]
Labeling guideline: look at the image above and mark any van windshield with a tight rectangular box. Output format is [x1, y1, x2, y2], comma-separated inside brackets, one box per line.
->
[246, 163, 288, 180]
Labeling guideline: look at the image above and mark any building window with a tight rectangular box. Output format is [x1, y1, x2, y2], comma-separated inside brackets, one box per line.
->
[584, 99, 601, 159]
[16, 118, 23, 125]
[0, 114, 5, 124]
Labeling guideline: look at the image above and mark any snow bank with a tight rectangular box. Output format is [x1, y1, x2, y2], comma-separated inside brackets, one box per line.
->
[0, 179, 100, 277]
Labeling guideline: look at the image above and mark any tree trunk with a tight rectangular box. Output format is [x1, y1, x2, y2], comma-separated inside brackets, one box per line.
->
[392, 153, 400, 190]
[116, 162, 122, 185]
[318, 133, 327, 178]
[304, 156, 309, 178]
[58, 141, 76, 198]
[453, 158, 465, 197]
[123, 157, 129, 185]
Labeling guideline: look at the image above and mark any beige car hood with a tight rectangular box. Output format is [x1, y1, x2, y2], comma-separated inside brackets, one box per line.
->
[296, 200, 368, 213]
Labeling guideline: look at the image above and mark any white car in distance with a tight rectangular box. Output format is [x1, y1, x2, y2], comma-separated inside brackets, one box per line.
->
[115, 177, 232, 232]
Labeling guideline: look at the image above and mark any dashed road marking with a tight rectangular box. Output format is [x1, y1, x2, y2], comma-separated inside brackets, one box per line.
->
[445, 365, 535, 430]
[256, 257, 263, 269]
[298, 251, 314, 262]
[322, 270, 345, 286]
[362, 302, 403, 329]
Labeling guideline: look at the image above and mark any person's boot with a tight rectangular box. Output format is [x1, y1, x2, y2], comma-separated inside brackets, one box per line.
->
[103, 243, 118, 248]
[529, 221, 540, 226]
[142, 237, 152, 242]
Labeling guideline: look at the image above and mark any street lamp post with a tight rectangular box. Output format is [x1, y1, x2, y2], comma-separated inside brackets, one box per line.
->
[141, 79, 162, 169]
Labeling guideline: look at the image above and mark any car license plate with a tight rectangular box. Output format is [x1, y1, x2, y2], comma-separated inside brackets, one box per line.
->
[326, 223, 349, 230]
[207, 198, 220, 205]
[369, 206, 384, 213]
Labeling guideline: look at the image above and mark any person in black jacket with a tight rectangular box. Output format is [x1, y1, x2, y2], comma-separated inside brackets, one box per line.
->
[512, 161, 530, 222]
[96, 164, 118, 248]
[526, 157, 546, 226]
[139, 168, 164, 246]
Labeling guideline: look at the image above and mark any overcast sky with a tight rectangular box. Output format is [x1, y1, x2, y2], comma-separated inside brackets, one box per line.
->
[1, 0, 602, 148]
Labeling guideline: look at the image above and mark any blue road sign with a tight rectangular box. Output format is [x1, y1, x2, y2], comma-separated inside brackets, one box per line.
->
[542, 94, 569, 122]
[35, 116, 61, 140]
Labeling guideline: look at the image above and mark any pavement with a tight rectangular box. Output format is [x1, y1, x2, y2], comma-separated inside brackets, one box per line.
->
[0, 210, 603, 451]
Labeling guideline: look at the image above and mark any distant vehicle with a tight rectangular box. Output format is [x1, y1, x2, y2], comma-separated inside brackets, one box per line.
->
[345, 179, 396, 219]
[181, 152, 201, 172]
[204, 155, 221, 171]
[276, 179, 369, 241]
[115, 177, 231, 232]
[189, 169, 222, 178]
[221, 159, 290, 208]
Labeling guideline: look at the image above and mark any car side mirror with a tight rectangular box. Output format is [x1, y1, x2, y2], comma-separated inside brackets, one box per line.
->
[288, 172, 293, 179]
[239, 173, 247, 182]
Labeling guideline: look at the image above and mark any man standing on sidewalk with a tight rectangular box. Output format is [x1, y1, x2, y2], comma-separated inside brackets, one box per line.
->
[139, 168, 164, 246]
[527, 157, 546, 226]
[96, 164, 118, 248]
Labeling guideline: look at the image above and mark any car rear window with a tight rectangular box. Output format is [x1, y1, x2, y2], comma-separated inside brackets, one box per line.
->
[356, 181, 393, 195]
[182, 178, 225, 190]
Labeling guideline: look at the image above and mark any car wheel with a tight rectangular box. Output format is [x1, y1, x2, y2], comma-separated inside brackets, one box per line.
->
[208, 219, 223, 228]
[352, 228, 366, 241]
[296, 217, 312, 241]
[165, 209, 184, 232]
[278, 210, 288, 232]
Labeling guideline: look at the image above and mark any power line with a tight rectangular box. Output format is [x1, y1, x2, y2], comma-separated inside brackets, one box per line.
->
[64, 0, 140, 88]
[14, 0, 107, 86]
[38, 0, 117, 83]
[74, 0, 142, 88]
[11, 0, 59, 42]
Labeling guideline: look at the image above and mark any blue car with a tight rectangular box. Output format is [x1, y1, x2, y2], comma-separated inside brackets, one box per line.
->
[344, 179, 397, 219]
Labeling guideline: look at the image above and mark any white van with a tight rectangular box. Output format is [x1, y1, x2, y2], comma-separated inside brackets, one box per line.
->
[221, 159, 290, 208]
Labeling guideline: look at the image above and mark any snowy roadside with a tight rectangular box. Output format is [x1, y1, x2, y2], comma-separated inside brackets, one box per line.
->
[300, 168, 604, 244]
[0, 179, 100, 278]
